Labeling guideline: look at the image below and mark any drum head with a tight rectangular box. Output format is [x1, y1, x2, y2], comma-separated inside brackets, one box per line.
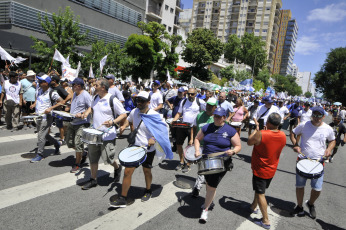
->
[22, 115, 38, 119]
[184, 146, 202, 161]
[297, 159, 323, 174]
[231, 122, 242, 127]
[83, 128, 103, 135]
[166, 118, 173, 125]
[52, 110, 74, 118]
[119, 146, 147, 163]
[249, 120, 255, 125]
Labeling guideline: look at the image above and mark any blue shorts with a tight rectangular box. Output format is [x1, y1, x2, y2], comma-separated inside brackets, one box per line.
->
[55, 118, 64, 128]
[295, 173, 324, 191]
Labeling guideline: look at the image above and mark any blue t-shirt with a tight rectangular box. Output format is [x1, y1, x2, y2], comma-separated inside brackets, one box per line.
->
[20, 78, 36, 102]
[168, 96, 185, 117]
[290, 104, 302, 118]
[202, 123, 237, 157]
[197, 93, 206, 100]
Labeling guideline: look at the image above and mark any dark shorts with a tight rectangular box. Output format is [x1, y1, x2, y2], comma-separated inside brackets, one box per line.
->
[289, 118, 297, 126]
[205, 171, 227, 188]
[252, 175, 273, 194]
[141, 150, 156, 169]
[54, 118, 64, 128]
[176, 127, 192, 145]
[22, 101, 35, 114]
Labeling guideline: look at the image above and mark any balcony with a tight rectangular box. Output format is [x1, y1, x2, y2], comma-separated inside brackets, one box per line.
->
[176, 0, 184, 12]
[249, 0, 258, 6]
[147, 1, 162, 20]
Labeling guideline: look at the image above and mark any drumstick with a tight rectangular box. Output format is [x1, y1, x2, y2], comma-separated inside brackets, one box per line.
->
[208, 151, 227, 157]
[129, 145, 146, 151]
[298, 152, 324, 162]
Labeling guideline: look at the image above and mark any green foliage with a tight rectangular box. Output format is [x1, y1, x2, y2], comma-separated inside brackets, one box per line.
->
[234, 70, 251, 82]
[255, 69, 271, 89]
[30, 7, 89, 72]
[125, 34, 156, 81]
[210, 74, 228, 87]
[253, 80, 265, 91]
[314, 47, 346, 105]
[182, 28, 224, 81]
[219, 65, 235, 80]
[304, 91, 312, 98]
[224, 33, 267, 76]
[273, 74, 302, 96]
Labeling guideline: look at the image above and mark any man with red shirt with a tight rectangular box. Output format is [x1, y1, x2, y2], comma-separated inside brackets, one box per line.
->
[247, 113, 286, 229]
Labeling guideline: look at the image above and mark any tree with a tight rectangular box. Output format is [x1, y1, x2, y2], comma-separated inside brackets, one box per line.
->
[253, 79, 265, 91]
[31, 7, 89, 72]
[255, 69, 271, 89]
[273, 74, 302, 96]
[181, 28, 224, 81]
[314, 47, 346, 105]
[219, 65, 235, 80]
[224, 33, 267, 76]
[234, 69, 251, 82]
[304, 91, 312, 98]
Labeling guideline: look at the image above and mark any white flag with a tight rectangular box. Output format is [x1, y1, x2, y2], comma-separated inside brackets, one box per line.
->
[89, 64, 94, 78]
[61, 65, 76, 82]
[53, 49, 67, 63]
[0, 46, 15, 62]
[14, 56, 27, 64]
[167, 69, 171, 81]
[100, 55, 108, 73]
[74, 61, 81, 78]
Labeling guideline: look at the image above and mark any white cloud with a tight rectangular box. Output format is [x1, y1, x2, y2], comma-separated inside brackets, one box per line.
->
[295, 36, 321, 55]
[320, 32, 346, 43]
[307, 3, 346, 22]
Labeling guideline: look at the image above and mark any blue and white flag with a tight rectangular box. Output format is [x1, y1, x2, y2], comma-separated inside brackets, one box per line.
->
[239, 79, 253, 86]
[140, 113, 173, 160]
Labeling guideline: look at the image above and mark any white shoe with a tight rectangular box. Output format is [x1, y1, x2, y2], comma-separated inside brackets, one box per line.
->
[199, 209, 208, 223]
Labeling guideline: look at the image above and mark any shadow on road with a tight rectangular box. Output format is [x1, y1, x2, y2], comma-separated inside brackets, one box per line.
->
[48, 155, 75, 167]
[316, 218, 345, 230]
[234, 153, 251, 164]
[112, 183, 163, 200]
[175, 191, 204, 219]
[158, 159, 180, 170]
[266, 195, 296, 217]
[219, 196, 251, 218]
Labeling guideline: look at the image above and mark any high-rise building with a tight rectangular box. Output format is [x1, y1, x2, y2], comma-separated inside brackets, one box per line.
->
[296, 71, 311, 94]
[291, 63, 299, 77]
[189, 0, 282, 68]
[146, 0, 184, 35]
[179, 8, 193, 35]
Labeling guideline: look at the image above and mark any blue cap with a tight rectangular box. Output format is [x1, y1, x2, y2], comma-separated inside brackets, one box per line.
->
[153, 80, 160, 85]
[104, 74, 115, 80]
[37, 74, 51, 84]
[178, 87, 185, 93]
[311, 106, 325, 115]
[71, 77, 85, 86]
[262, 96, 273, 103]
[213, 107, 227, 117]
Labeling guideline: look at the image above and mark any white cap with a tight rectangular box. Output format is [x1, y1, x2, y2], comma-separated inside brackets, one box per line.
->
[207, 97, 218, 106]
[167, 80, 173, 85]
[137, 91, 150, 100]
[27, 70, 36, 76]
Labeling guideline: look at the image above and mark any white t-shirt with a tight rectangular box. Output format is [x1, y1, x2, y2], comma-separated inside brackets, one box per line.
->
[298, 109, 312, 124]
[278, 106, 289, 124]
[92, 93, 126, 141]
[109, 86, 125, 102]
[293, 121, 335, 159]
[254, 105, 280, 125]
[128, 108, 161, 152]
[35, 88, 60, 118]
[178, 98, 206, 124]
[149, 90, 163, 110]
[3, 80, 21, 104]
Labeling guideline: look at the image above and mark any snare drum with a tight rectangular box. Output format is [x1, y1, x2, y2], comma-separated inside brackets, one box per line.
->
[21, 115, 40, 122]
[249, 120, 256, 128]
[52, 110, 74, 122]
[198, 157, 225, 175]
[171, 121, 192, 128]
[166, 118, 173, 125]
[296, 159, 324, 179]
[118, 146, 147, 167]
[230, 122, 242, 128]
[81, 128, 103, 145]
[184, 145, 203, 164]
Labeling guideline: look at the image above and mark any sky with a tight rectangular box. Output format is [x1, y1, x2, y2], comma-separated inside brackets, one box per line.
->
[181, 0, 346, 81]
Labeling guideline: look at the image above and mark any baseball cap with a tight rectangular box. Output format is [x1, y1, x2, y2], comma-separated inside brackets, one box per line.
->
[71, 77, 85, 86]
[207, 97, 218, 106]
[137, 91, 150, 101]
[178, 87, 185, 93]
[27, 70, 36, 76]
[167, 80, 173, 85]
[262, 96, 273, 103]
[37, 74, 51, 84]
[213, 107, 227, 117]
[104, 74, 115, 80]
[311, 106, 325, 115]
[153, 80, 160, 85]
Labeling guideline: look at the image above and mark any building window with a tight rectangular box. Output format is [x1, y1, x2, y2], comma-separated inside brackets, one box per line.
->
[165, 5, 169, 10]
[170, 8, 174, 13]
[168, 26, 172, 32]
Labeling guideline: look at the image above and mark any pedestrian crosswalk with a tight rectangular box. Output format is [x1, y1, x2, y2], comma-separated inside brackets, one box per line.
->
[0, 129, 345, 230]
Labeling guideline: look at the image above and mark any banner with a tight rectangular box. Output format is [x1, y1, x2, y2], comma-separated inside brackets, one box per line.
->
[190, 76, 213, 90]
[61, 65, 76, 82]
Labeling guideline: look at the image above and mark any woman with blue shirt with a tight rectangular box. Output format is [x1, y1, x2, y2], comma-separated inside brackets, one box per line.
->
[194, 107, 242, 223]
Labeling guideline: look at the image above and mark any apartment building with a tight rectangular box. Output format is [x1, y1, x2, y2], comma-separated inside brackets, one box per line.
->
[146, 0, 184, 34]
[296, 71, 311, 94]
[291, 63, 298, 77]
[179, 8, 193, 35]
[189, 0, 282, 69]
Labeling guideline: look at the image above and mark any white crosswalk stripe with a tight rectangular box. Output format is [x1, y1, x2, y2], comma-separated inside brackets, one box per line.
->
[0, 133, 37, 143]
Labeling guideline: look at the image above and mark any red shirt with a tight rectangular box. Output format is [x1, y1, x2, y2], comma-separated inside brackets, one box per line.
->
[251, 130, 286, 179]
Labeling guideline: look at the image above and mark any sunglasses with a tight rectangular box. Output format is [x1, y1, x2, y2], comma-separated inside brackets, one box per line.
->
[187, 93, 196, 96]
[136, 98, 149, 103]
[312, 114, 323, 118]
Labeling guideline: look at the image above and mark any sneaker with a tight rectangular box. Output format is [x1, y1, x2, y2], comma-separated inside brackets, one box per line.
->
[324, 159, 329, 163]
[192, 187, 200, 198]
[81, 178, 97, 190]
[60, 140, 66, 146]
[109, 196, 127, 208]
[30, 154, 44, 163]
[80, 151, 88, 165]
[253, 219, 271, 229]
[175, 163, 185, 171]
[305, 200, 316, 219]
[114, 165, 123, 182]
[290, 205, 304, 216]
[70, 164, 80, 173]
[141, 190, 152, 202]
[182, 165, 191, 173]
[199, 209, 208, 223]
[54, 141, 61, 155]
[201, 202, 215, 210]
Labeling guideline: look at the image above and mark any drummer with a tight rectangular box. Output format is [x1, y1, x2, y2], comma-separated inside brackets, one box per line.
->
[194, 107, 241, 223]
[81, 79, 127, 190]
[291, 106, 335, 219]
[110, 91, 160, 208]
[65, 78, 92, 173]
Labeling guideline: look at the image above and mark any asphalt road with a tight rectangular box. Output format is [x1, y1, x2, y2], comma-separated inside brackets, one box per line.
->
[0, 115, 345, 230]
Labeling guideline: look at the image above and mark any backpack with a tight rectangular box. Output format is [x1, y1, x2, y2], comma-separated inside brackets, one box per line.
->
[93, 94, 117, 119]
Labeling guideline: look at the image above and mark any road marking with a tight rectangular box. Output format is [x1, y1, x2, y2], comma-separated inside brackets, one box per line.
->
[76, 182, 182, 230]
[0, 146, 73, 166]
[0, 163, 114, 210]
[0, 133, 37, 143]
[236, 206, 281, 230]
